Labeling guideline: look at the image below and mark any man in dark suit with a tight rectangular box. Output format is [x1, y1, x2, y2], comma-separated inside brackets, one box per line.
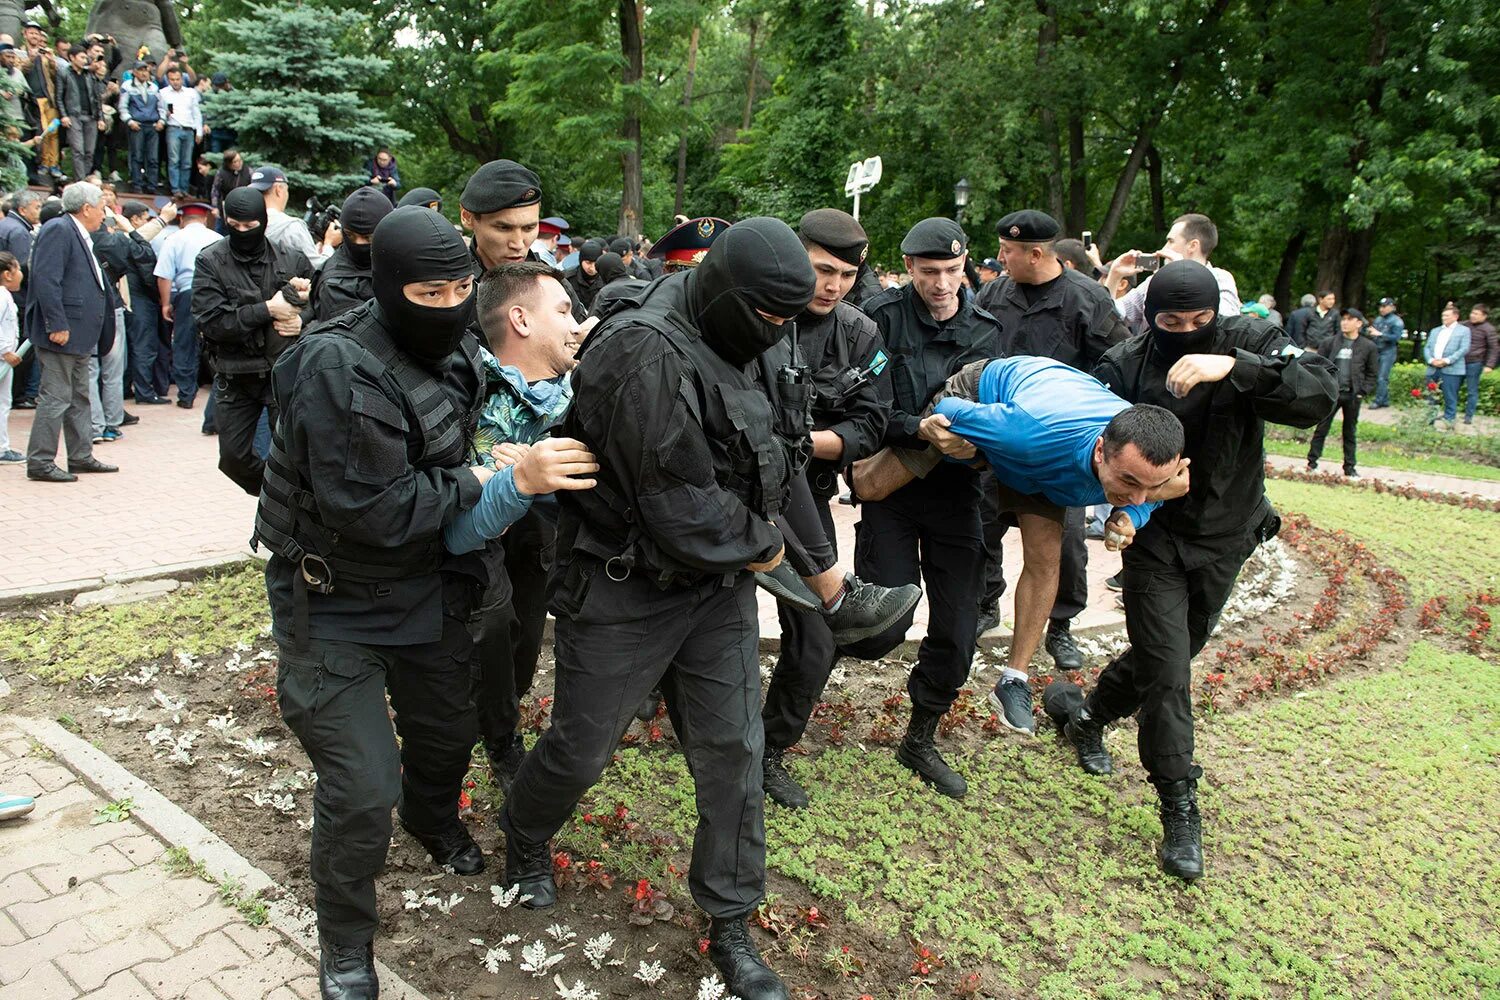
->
[0, 190, 43, 408]
[25, 181, 118, 483]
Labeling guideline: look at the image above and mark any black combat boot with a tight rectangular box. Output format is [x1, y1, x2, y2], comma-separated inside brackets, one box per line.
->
[1045, 619, 1084, 671]
[1063, 704, 1114, 775]
[319, 938, 378, 1000]
[1151, 766, 1204, 882]
[503, 832, 557, 908]
[762, 747, 808, 809]
[707, 916, 790, 1000]
[486, 731, 527, 793]
[895, 707, 967, 798]
[400, 819, 485, 876]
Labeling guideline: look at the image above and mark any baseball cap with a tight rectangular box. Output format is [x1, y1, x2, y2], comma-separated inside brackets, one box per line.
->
[248, 167, 286, 192]
[1378, 296, 1395, 306]
[980, 257, 1002, 271]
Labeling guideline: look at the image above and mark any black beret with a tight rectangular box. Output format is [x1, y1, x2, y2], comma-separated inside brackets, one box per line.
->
[579, 239, 605, 263]
[398, 186, 442, 210]
[996, 209, 1061, 242]
[798, 208, 868, 267]
[900, 217, 968, 260]
[460, 160, 541, 215]
[608, 237, 633, 255]
[341, 187, 394, 235]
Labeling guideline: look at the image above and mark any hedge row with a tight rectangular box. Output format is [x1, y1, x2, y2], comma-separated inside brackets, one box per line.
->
[1386, 362, 1500, 416]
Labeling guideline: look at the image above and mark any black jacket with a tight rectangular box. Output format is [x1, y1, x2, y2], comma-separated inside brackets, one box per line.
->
[1304, 308, 1338, 350]
[1094, 315, 1338, 539]
[798, 301, 890, 497]
[863, 283, 1003, 449]
[1313, 331, 1380, 397]
[192, 240, 314, 375]
[846, 265, 882, 309]
[569, 267, 603, 310]
[91, 228, 157, 303]
[309, 243, 372, 323]
[57, 65, 101, 120]
[211, 165, 254, 212]
[975, 266, 1131, 372]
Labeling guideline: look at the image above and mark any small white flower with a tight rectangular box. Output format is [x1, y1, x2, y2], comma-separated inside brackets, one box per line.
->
[633, 960, 665, 985]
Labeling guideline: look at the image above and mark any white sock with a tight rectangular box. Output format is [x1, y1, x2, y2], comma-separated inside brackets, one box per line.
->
[1002, 667, 1028, 684]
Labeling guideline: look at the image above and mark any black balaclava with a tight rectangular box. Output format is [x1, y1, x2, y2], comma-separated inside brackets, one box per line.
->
[341, 187, 393, 270]
[223, 187, 268, 262]
[595, 251, 627, 284]
[1144, 259, 1221, 361]
[685, 217, 815, 366]
[371, 207, 476, 368]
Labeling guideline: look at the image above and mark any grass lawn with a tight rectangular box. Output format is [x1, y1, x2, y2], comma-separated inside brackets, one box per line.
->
[1265, 420, 1500, 482]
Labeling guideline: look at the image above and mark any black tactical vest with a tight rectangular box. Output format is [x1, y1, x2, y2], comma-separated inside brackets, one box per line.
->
[252, 310, 484, 586]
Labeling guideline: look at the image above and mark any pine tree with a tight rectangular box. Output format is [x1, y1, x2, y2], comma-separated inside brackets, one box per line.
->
[201, 2, 410, 199]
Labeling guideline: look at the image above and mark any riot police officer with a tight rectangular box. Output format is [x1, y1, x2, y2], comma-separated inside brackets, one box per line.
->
[254, 207, 493, 1000]
[760, 208, 891, 809]
[309, 187, 392, 322]
[500, 218, 816, 1000]
[842, 218, 1002, 799]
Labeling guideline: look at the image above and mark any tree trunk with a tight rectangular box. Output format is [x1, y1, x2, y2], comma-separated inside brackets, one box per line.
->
[1067, 111, 1086, 236]
[741, 17, 759, 132]
[673, 23, 701, 218]
[1145, 143, 1166, 236]
[1314, 221, 1348, 297]
[1273, 228, 1305, 316]
[1341, 221, 1377, 309]
[1035, 1, 1065, 223]
[618, 0, 644, 237]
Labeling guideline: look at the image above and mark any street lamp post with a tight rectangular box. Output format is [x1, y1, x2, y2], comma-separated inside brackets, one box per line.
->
[953, 177, 971, 227]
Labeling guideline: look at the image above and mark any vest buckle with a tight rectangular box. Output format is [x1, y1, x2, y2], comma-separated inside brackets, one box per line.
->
[300, 554, 336, 595]
[604, 555, 632, 582]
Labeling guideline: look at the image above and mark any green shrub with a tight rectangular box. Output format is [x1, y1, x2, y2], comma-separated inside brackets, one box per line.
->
[1387, 362, 1500, 416]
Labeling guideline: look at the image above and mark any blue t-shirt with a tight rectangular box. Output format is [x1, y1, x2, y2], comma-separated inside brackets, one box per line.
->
[933, 357, 1159, 528]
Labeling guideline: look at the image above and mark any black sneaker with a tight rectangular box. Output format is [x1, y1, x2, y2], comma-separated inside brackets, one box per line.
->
[487, 732, 527, 792]
[1063, 705, 1114, 775]
[828, 573, 921, 646]
[1045, 621, 1084, 671]
[504, 833, 557, 908]
[762, 748, 808, 809]
[1105, 572, 1123, 592]
[119, 412, 140, 426]
[1306, 459, 1318, 472]
[635, 690, 662, 722]
[318, 937, 378, 1000]
[707, 917, 789, 1000]
[401, 819, 485, 875]
[975, 605, 1000, 640]
[987, 678, 1034, 735]
[753, 561, 822, 614]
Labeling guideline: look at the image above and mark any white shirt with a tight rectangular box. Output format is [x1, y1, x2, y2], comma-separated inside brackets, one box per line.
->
[1430, 324, 1458, 360]
[0, 286, 16, 355]
[1116, 262, 1241, 335]
[157, 84, 201, 131]
[71, 215, 104, 290]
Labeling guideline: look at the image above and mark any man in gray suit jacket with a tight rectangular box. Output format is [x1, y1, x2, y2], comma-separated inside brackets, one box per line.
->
[25, 182, 118, 483]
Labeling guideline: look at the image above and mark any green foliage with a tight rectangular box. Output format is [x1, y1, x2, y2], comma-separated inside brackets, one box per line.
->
[1385, 362, 1500, 416]
[0, 563, 269, 682]
[92, 797, 135, 824]
[200, 3, 410, 199]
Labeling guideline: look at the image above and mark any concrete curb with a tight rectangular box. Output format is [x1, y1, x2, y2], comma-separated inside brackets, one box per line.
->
[9, 715, 430, 1000]
[0, 551, 265, 609]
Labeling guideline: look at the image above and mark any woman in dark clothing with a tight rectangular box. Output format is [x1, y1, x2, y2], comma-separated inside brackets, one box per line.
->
[363, 147, 400, 204]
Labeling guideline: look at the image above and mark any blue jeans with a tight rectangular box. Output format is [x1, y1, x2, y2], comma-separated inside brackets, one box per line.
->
[170, 288, 200, 403]
[165, 125, 195, 193]
[125, 301, 164, 399]
[1373, 346, 1398, 406]
[1462, 365, 1484, 421]
[127, 126, 160, 192]
[1437, 372, 1463, 423]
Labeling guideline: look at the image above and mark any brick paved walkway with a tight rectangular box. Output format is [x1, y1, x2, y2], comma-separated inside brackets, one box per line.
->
[0, 724, 321, 1000]
[0, 405, 258, 599]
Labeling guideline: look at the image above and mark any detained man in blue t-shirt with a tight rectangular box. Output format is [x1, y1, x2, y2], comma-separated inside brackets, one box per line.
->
[854, 356, 1189, 734]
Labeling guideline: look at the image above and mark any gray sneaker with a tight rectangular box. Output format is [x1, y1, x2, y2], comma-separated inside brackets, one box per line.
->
[988, 678, 1034, 735]
[828, 574, 922, 646]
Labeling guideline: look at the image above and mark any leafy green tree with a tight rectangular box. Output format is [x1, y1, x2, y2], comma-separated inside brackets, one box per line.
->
[199, 2, 410, 199]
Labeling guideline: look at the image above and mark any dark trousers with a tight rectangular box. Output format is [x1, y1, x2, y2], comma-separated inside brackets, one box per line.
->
[501, 569, 765, 919]
[170, 288, 199, 403]
[774, 468, 837, 578]
[763, 497, 839, 750]
[841, 467, 984, 714]
[1086, 526, 1256, 781]
[976, 469, 1008, 612]
[25, 349, 93, 471]
[125, 302, 166, 399]
[275, 591, 477, 947]
[214, 372, 275, 495]
[1462, 365, 1484, 421]
[1308, 392, 1361, 474]
[13, 327, 41, 401]
[472, 504, 557, 750]
[127, 126, 160, 192]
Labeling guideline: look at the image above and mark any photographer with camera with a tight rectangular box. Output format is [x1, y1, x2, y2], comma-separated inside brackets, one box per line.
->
[191, 186, 314, 495]
[1101, 213, 1240, 336]
[310, 188, 390, 322]
[249, 165, 335, 268]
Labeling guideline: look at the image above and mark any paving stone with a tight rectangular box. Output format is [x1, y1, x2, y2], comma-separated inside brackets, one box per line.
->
[181, 980, 233, 1000]
[57, 928, 172, 992]
[111, 834, 165, 867]
[0, 959, 78, 999]
[0, 912, 22, 947]
[154, 901, 235, 951]
[219, 918, 282, 960]
[0, 916, 98, 985]
[130, 930, 248, 999]
[77, 970, 152, 998]
[72, 579, 181, 610]
[209, 944, 312, 998]
[96, 864, 172, 904]
[157, 874, 217, 909]
[8, 882, 117, 938]
[0, 871, 49, 906]
[30, 844, 136, 895]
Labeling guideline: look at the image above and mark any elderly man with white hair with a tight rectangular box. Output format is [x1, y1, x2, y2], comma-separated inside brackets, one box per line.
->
[24, 181, 118, 482]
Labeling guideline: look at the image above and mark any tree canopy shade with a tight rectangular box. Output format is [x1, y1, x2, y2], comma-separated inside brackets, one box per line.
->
[153, 0, 1498, 323]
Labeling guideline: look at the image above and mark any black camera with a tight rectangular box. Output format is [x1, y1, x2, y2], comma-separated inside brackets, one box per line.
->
[305, 196, 340, 243]
[1136, 252, 1162, 273]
